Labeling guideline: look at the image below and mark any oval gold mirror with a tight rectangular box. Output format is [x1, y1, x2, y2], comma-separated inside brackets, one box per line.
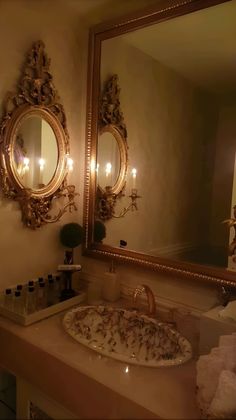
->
[0, 41, 77, 229]
[97, 124, 127, 194]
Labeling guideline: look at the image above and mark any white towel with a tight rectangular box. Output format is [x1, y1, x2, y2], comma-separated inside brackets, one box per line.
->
[219, 334, 236, 347]
[209, 370, 236, 418]
[211, 345, 236, 372]
[196, 354, 225, 407]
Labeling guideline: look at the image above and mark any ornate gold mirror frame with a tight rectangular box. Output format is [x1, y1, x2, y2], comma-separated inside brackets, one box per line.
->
[96, 74, 129, 220]
[0, 41, 77, 229]
[84, 0, 236, 289]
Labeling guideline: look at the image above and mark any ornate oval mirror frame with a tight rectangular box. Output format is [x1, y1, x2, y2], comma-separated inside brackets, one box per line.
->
[96, 74, 129, 220]
[84, 0, 236, 289]
[98, 124, 128, 196]
[0, 41, 77, 229]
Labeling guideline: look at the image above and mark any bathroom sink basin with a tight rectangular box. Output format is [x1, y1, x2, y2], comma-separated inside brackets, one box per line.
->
[63, 305, 192, 367]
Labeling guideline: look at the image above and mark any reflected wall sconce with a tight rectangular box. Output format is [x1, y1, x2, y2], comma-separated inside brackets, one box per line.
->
[96, 184, 141, 220]
[223, 204, 236, 260]
[95, 74, 141, 221]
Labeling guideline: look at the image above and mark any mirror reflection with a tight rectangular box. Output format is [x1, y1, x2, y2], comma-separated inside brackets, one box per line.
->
[97, 130, 121, 190]
[13, 115, 58, 190]
[98, 1, 236, 270]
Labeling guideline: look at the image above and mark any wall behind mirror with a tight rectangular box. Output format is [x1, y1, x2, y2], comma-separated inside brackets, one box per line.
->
[97, 130, 121, 190]
[95, 0, 236, 274]
[13, 116, 58, 190]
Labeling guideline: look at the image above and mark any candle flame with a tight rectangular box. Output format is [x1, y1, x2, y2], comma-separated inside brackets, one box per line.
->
[131, 168, 137, 178]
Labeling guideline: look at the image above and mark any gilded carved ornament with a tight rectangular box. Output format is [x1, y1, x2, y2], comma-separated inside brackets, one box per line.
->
[96, 74, 140, 221]
[0, 41, 77, 229]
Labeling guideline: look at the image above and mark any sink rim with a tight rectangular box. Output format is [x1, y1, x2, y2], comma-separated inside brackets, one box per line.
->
[63, 305, 192, 368]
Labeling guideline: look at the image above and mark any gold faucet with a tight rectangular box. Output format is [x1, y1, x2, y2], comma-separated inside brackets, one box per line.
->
[133, 284, 156, 317]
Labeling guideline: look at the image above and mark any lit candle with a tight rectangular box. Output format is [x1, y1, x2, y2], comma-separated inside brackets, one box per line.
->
[23, 157, 30, 169]
[105, 162, 112, 185]
[90, 158, 96, 172]
[39, 158, 45, 185]
[131, 168, 137, 189]
[23, 157, 30, 185]
[105, 162, 112, 177]
[67, 157, 74, 172]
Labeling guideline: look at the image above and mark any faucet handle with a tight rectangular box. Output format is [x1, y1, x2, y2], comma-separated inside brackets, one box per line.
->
[133, 285, 145, 306]
[132, 284, 156, 317]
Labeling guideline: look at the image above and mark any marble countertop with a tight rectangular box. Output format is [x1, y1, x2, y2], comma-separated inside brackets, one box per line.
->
[0, 305, 200, 419]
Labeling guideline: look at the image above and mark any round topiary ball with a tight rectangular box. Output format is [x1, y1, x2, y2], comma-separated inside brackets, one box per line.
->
[94, 220, 106, 243]
[60, 223, 83, 249]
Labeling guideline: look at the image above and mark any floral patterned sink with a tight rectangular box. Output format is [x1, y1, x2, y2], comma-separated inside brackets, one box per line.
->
[63, 305, 192, 367]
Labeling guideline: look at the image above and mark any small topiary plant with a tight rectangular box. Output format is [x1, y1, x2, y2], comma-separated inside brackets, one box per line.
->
[94, 220, 106, 243]
[59, 222, 83, 264]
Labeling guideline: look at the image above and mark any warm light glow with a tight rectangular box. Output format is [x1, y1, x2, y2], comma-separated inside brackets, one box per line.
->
[23, 157, 30, 172]
[23, 157, 29, 166]
[96, 163, 100, 173]
[131, 168, 137, 188]
[67, 157, 74, 172]
[39, 158, 45, 170]
[131, 168, 137, 178]
[125, 366, 129, 373]
[105, 162, 112, 177]
[90, 158, 96, 172]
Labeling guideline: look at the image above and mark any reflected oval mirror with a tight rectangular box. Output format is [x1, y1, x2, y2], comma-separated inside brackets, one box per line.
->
[12, 115, 58, 190]
[97, 130, 121, 190]
[97, 125, 128, 195]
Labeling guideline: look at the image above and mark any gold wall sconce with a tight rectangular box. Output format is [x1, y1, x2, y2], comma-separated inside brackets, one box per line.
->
[223, 204, 236, 260]
[0, 41, 78, 229]
[95, 74, 141, 220]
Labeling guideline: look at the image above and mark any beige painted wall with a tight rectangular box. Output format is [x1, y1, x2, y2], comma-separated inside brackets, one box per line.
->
[0, 0, 87, 288]
[210, 102, 236, 248]
[41, 120, 58, 186]
[0, 0, 223, 311]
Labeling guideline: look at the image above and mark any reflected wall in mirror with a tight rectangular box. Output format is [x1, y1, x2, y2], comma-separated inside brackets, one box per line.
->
[97, 128, 121, 191]
[0, 41, 77, 229]
[85, 0, 236, 287]
[12, 115, 58, 190]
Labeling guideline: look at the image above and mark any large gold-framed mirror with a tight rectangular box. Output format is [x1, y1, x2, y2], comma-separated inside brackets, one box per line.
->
[84, 0, 236, 288]
[0, 41, 77, 229]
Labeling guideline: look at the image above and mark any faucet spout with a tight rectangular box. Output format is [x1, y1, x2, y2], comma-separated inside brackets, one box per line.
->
[133, 284, 156, 317]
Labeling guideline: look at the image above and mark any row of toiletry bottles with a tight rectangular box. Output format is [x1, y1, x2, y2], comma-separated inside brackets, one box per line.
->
[3, 274, 62, 315]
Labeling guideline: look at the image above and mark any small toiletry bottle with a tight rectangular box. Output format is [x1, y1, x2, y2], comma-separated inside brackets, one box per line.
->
[28, 280, 34, 289]
[26, 286, 36, 314]
[16, 284, 25, 310]
[46, 274, 53, 291]
[47, 277, 54, 306]
[4, 289, 13, 311]
[37, 277, 44, 288]
[37, 282, 47, 310]
[13, 291, 23, 314]
[16, 284, 24, 299]
[54, 276, 61, 303]
[16, 284, 23, 293]
[102, 261, 120, 302]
